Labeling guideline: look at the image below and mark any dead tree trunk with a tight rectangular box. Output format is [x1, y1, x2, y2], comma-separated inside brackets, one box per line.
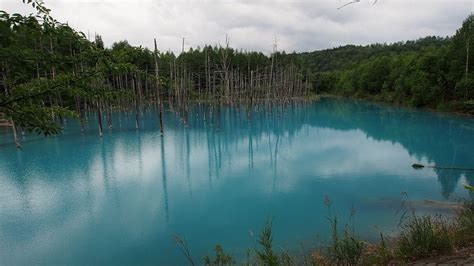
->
[154, 38, 164, 135]
[97, 100, 104, 137]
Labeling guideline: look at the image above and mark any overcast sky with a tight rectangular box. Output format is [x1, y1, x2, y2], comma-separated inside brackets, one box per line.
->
[1, 0, 473, 54]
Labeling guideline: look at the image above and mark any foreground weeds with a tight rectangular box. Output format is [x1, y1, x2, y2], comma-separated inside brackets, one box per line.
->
[321, 198, 364, 265]
[395, 215, 454, 260]
[454, 199, 474, 247]
[175, 195, 474, 265]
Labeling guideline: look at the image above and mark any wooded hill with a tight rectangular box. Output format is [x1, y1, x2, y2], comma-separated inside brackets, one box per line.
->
[298, 16, 473, 112]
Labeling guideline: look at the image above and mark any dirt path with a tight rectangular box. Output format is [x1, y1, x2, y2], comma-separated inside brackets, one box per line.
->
[407, 247, 474, 265]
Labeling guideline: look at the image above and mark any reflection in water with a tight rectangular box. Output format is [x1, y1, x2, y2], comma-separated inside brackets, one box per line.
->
[185, 127, 192, 195]
[160, 134, 169, 223]
[0, 98, 473, 265]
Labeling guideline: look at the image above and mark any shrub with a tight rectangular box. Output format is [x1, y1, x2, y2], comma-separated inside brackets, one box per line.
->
[396, 215, 453, 261]
[255, 219, 279, 265]
[454, 200, 474, 247]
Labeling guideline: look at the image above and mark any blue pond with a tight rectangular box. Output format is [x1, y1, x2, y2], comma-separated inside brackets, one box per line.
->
[0, 98, 473, 265]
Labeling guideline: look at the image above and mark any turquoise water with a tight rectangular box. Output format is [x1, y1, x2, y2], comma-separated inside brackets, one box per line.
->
[1, 98, 473, 265]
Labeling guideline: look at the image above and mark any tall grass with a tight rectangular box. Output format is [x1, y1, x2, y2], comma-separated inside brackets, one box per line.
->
[174, 195, 474, 265]
[359, 233, 393, 265]
[454, 199, 474, 246]
[323, 198, 365, 265]
[394, 192, 454, 261]
[202, 244, 234, 266]
[173, 235, 195, 266]
[396, 215, 453, 260]
[255, 219, 279, 265]
[255, 218, 297, 265]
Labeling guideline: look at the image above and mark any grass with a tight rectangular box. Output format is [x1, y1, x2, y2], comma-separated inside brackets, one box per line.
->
[454, 200, 474, 246]
[321, 199, 365, 265]
[395, 215, 454, 260]
[174, 194, 474, 265]
[255, 219, 279, 265]
[173, 235, 195, 265]
[393, 193, 454, 261]
[359, 233, 393, 265]
[203, 245, 234, 266]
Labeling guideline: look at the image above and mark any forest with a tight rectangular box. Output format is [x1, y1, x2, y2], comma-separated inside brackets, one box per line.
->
[0, 0, 311, 147]
[0, 0, 473, 147]
[304, 15, 474, 112]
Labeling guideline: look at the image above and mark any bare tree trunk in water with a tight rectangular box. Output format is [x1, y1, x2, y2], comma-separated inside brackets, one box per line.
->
[132, 76, 140, 129]
[216, 101, 221, 131]
[75, 96, 85, 134]
[466, 33, 470, 100]
[12, 122, 21, 148]
[97, 100, 104, 137]
[154, 38, 164, 135]
[209, 106, 214, 128]
[104, 97, 112, 129]
[106, 105, 113, 129]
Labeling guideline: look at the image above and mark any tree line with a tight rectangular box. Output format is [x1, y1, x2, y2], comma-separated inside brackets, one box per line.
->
[303, 15, 473, 112]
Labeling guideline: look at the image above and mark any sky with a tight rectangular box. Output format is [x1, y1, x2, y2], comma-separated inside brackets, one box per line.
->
[1, 0, 473, 54]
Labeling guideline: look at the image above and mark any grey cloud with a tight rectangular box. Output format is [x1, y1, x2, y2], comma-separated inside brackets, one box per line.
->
[1, 0, 472, 54]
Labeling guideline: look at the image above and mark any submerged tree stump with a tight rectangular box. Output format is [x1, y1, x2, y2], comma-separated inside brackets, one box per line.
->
[412, 163, 474, 171]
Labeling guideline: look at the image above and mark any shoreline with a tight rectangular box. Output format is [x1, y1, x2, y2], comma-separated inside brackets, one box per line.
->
[317, 93, 474, 118]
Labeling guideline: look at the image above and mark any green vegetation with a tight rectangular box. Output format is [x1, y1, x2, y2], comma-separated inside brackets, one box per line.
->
[396, 215, 453, 260]
[177, 196, 474, 265]
[324, 217, 365, 265]
[203, 245, 234, 266]
[358, 234, 392, 266]
[454, 200, 474, 246]
[391, 198, 474, 263]
[255, 219, 279, 265]
[1, 1, 473, 148]
[0, 0, 310, 148]
[394, 193, 454, 262]
[0, 0, 127, 142]
[304, 15, 474, 114]
[173, 235, 196, 266]
[320, 197, 365, 265]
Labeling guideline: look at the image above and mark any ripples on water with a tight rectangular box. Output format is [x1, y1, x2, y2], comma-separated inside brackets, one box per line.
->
[0, 98, 473, 264]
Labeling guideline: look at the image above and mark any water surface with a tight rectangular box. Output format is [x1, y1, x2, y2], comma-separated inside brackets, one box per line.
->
[1, 98, 473, 265]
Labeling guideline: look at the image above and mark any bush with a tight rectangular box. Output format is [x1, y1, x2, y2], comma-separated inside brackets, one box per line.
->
[454, 200, 474, 246]
[396, 215, 453, 261]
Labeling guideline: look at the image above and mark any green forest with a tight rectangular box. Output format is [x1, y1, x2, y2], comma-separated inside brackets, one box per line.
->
[0, 0, 473, 144]
[304, 16, 474, 112]
[0, 0, 310, 145]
